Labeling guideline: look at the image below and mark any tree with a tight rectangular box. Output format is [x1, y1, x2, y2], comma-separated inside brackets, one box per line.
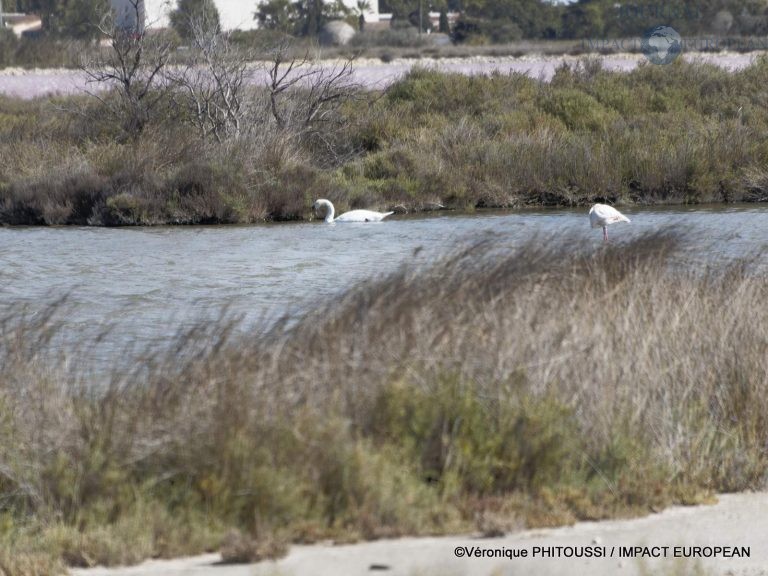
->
[14, 0, 108, 38]
[301, 0, 322, 36]
[256, 0, 301, 33]
[171, 33, 362, 159]
[60, 0, 110, 40]
[353, 0, 371, 31]
[257, 0, 348, 37]
[81, 0, 174, 137]
[23, 0, 62, 33]
[454, 0, 560, 41]
[171, 16, 252, 142]
[266, 40, 361, 149]
[381, 0, 415, 23]
[0, 28, 18, 68]
[439, 8, 449, 33]
[561, 2, 604, 39]
[170, 0, 221, 41]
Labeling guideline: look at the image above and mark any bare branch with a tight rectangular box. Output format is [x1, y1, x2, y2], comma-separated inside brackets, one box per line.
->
[170, 13, 254, 142]
[79, 0, 174, 138]
[266, 40, 361, 143]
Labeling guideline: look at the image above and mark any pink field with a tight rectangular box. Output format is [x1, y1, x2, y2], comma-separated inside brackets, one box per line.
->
[0, 52, 761, 99]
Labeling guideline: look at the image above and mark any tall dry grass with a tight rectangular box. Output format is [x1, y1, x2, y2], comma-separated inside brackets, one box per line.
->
[0, 232, 766, 571]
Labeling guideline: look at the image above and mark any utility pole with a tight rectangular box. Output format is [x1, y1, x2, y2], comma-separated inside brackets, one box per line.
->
[0, 0, 4, 31]
[418, 0, 422, 34]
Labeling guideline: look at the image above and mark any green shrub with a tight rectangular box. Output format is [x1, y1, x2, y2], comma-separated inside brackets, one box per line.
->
[540, 88, 619, 131]
[369, 374, 663, 500]
[0, 29, 18, 68]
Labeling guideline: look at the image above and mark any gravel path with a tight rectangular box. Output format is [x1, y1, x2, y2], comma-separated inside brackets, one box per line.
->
[71, 491, 768, 576]
[1, 52, 764, 99]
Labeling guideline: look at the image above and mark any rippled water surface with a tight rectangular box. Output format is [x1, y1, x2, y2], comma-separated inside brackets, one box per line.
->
[0, 205, 766, 362]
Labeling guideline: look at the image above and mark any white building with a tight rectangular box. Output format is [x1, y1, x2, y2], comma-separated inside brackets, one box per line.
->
[111, 0, 378, 31]
[0, 13, 43, 37]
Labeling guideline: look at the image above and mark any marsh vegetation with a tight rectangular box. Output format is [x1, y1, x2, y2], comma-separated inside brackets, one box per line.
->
[3, 51, 768, 226]
[1, 232, 766, 573]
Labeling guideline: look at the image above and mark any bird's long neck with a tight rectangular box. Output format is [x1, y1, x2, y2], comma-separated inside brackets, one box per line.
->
[324, 202, 335, 223]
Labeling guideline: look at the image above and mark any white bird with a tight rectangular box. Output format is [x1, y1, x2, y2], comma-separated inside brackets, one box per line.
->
[589, 203, 630, 242]
[313, 199, 394, 223]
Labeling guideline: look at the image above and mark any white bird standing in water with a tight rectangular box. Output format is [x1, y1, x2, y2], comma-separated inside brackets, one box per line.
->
[589, 204, 630, 242]
[313, 199, 394, 223]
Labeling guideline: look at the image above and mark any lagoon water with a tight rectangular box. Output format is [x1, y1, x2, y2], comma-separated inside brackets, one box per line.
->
[0, 205, 766, 364]
[0, 52, 762, 99]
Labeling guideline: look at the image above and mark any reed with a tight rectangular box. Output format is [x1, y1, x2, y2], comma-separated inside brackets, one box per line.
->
[0, 232, 766, 570]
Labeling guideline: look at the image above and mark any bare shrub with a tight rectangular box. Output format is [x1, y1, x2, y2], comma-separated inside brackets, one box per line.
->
[170, 16, 253, 142]
[219, 530, 289, 564]
[80, 0, 175, 138]
[266, 40, 362, 163]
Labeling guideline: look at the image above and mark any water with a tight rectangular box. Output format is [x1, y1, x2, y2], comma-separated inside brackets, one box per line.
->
[0, 52, 762, 99]
[0, 205, 766, 363]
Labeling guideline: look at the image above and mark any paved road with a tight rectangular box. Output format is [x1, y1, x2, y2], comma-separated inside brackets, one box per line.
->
[1, 52, 763, 99]
[72, 492, 768, 576]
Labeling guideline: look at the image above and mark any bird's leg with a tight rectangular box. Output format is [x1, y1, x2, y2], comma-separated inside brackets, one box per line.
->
[603, 227, 608, 242]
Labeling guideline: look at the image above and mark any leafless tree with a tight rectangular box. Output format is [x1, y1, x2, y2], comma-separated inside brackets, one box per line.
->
[170, 14, 253, 143]
[80, 0, 174, 138]
[171, 33, 361, 157]
[265, 41, 363, 162]
[81, 3, 361, 155]
[266, 40, 360, 134]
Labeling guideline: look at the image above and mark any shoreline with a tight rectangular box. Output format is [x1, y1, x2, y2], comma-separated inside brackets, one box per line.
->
[70, 492, 768, 576]
[0, 199, 766, 228]
[0, 48, 766, 72]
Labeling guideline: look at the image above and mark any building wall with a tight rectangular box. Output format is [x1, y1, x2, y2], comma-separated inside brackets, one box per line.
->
[110, 0, 147, 30]
[112, 0, 378, 31]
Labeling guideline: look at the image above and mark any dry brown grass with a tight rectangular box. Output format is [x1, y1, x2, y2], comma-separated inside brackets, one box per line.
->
[219, 530, 290, 564]
[0, 232, 766, 571]
[269, 231, 768, 490]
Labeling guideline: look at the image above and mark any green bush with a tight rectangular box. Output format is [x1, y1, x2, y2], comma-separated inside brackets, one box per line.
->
[369, 375, 664, 499]
[0, 29, 18, 68]
[540, 88, 619, 131]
